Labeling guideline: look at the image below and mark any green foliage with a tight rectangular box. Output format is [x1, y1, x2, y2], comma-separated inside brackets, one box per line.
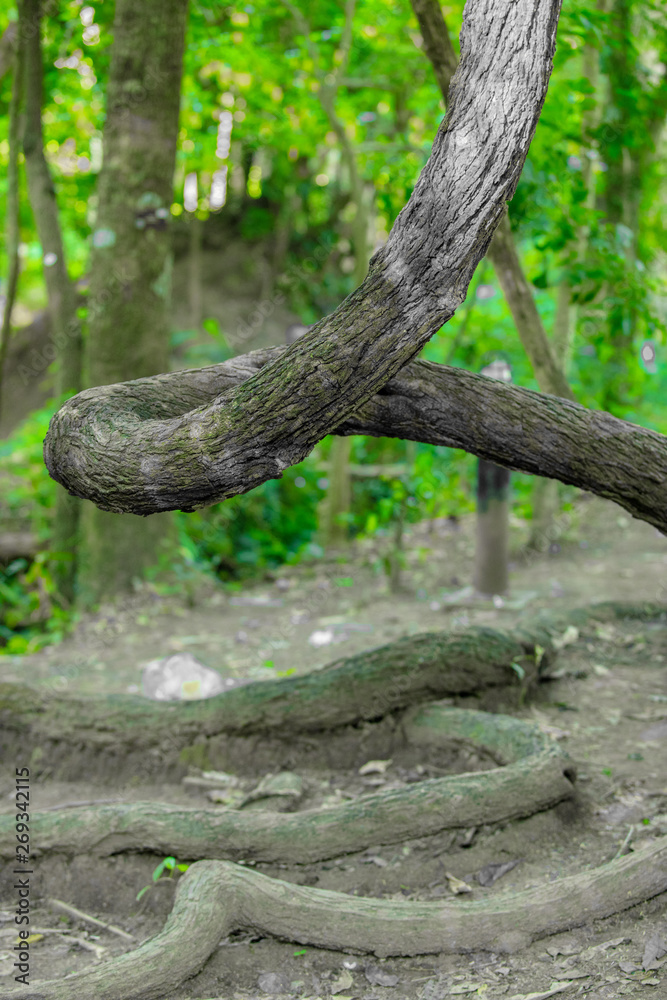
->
[174, 457, 326, 580]
[1, 0, 666, 622]
[0, 403, 74, 652]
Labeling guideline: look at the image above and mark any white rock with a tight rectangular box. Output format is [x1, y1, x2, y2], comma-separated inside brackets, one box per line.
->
[141, 653, 226, 701]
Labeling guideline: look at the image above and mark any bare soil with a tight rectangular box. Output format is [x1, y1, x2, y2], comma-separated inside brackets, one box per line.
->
[1, 493, 666, 999]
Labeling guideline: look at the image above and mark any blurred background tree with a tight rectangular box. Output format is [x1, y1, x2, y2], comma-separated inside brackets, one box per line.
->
[0, 0, 665, 650]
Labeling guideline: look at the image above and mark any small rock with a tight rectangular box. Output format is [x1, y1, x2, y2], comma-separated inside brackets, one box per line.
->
[365, 964, 399, 987]
[142, 653, 226, 701]
[257, 971, 290, 994]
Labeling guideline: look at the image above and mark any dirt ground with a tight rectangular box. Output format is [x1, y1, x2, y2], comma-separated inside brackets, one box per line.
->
[1, 492, 667, 999]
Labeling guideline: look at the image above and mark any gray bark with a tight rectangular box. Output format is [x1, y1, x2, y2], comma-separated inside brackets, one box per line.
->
[41, 345, 667, 534]
[411, 0, 574, 401]
[4, 839, 666, 1000]
[44, 0, 563, 517]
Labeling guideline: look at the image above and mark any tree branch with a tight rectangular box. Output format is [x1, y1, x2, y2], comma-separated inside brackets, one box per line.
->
[44, 0, 564, 514]
[410, 0, 574, 400]
[41, 346, 667, 531]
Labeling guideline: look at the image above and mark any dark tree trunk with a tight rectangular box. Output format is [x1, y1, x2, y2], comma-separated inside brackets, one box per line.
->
[78, 0, 189, 603]
[475, 460, 511, 596]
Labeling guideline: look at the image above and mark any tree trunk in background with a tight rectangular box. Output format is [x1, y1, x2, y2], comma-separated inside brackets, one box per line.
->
[21, 0, 83, 605]
[0, 27, 22, 423]
[474, 460, 510, 595]
[411, 0, 576, 559]
[526, 281, 574, 550]
[285, 0, 361, 549]
[526, 15, 605, 551]
[189, 214, 203, 333]
[474, 361, 512, 596]
[485, 214, 574, 401]
[600, 0, 635, 413]
[599, 0, 667, 415]
[79, 0, 189, 605]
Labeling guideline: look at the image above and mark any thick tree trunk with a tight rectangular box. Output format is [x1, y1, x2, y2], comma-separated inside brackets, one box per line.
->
[78, 0, 189, 603]
[21, 0, 83, 605]
[44, 0, 564, 519]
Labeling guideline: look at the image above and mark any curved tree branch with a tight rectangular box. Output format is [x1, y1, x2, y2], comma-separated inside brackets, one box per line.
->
[411, 0, 574, 400]
[44, 0, 562, 514]
[42, 346, 667, 532]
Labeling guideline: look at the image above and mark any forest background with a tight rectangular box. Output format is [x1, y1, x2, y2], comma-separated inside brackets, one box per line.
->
[0, 0, 665, 653]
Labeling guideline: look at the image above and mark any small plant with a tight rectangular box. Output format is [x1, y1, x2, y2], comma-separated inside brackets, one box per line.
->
[136, 857, 191, 902]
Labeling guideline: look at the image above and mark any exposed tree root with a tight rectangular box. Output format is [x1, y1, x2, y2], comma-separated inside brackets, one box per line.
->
[5, 837, 666, 1000]
[0, 600, 662, 781]
[0, 706, 576, 862]
[0, 600, 662, 998]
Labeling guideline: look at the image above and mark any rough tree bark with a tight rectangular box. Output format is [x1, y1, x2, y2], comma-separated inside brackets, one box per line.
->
[0, 703, 577, 863]
[44, 0, 565, 520]
[4, 840, 666, 1000]
[23, 0, 667, 989]
[42, 345, 667, 533]
[410, 0, 575, 402]
[78, 0, 189, 603]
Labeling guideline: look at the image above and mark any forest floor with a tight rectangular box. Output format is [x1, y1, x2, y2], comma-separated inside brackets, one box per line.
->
[1, 492, 667, 1000]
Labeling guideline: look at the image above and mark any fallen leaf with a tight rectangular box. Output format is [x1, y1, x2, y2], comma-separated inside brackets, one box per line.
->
[552, 967, 589, 980]
[330, 969, 354, 994]
[445, 872, 473, 894]
[546, 943, 581, 958]
[506, 984, 574, 1000]
[598, 936, 631, 951]
[358, 759, 392, 775]
[642, 932, 667, 971]
[477, 859, 522, 887]
[449, 985, 482, 995]
[364, 964, 399, 987]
